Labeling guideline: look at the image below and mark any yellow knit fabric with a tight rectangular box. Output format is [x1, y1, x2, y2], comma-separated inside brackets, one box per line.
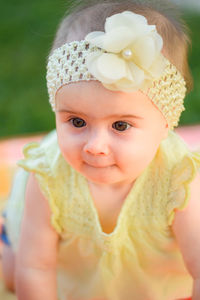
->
[16, 130, 200, 300]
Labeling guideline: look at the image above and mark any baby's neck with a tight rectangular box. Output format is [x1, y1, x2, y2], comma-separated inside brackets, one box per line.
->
[87, 180, 134, 205]
[87, 180, 134, 234]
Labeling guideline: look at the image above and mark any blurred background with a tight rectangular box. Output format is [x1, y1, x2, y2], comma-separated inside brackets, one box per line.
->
[0, 0, 68, 138]
[0, 0, 200, 139]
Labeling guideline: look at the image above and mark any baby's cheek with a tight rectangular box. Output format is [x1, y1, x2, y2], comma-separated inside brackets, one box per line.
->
[123, 148, 154, 176]
[61, 142, 83, 170]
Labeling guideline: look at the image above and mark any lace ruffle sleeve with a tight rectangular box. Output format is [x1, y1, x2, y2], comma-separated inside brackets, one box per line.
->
[17, 136, 62, 234]
[17, 142, 51, 175]
[167, 152, 200, 225]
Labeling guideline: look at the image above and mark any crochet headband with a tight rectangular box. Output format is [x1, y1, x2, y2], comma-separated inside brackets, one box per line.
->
[47, 11, 186, 129]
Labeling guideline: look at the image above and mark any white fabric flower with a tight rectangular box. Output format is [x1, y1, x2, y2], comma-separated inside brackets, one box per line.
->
[85, 11, 166, 92]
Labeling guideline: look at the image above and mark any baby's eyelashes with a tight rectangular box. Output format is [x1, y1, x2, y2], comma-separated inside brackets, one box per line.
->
[69, 117, 86, 128]
[68, 118, 133, 132]
[112, 121, 132, 132]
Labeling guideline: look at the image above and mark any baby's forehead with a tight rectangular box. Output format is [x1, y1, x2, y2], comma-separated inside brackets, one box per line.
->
[56, 80, 135, 103]
[55, 81, 154, 117]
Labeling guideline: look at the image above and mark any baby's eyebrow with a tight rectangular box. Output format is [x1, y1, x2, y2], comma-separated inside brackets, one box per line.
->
[105, 114, 144, 120]
[56, 109, 143, 120]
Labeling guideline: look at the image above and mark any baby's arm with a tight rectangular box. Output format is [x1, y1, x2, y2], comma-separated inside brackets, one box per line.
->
[172, 173, 200, 300]
[15, 173, 59, 300]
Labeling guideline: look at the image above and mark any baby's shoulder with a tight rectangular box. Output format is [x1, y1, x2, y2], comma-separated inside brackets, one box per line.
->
[171, 171, 200, 276]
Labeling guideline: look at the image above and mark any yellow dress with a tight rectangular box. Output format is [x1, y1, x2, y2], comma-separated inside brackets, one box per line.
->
[4, 130, 200, 300]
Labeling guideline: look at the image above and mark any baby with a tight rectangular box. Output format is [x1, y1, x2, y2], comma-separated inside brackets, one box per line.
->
[1, 1, 200, 300]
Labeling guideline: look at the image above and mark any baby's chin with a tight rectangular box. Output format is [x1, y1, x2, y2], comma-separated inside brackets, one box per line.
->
[79, 163, 123, 185]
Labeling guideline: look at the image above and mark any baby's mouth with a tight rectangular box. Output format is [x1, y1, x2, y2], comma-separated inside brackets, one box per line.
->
[83, 161, 114, 168]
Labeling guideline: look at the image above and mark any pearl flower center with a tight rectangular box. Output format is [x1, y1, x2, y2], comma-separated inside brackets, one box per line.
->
[122, 49, 133, 60]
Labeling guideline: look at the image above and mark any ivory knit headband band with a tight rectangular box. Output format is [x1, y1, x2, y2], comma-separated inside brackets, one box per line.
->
[46, 11, 186, 129]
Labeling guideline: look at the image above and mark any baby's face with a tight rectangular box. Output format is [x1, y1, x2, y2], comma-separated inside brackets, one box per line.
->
[55, 81, 168, 186]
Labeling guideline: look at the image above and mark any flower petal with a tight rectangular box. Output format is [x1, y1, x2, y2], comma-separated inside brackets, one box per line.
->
[85, 31, 106, 49]
[131, 36, 157, 70]
[105, 11, 156, 40]
[126, 61, 145, 86]
[102, 82, 121, 92]
[105, 11, 148, 32]
[151, 31, 163, 53]
[86, 52, 110, 82]
[86, 52, 127, 84]
[86, 27, 134, 53]
[96, 53, 127, 83]
[102, 62, 145, 92]
[102, 27, 133, 53]
[103, 78, 141, 93]
[148, 54, 166, 78]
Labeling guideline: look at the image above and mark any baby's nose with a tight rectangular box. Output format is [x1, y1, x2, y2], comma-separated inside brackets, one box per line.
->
[83, 130, 110, 156]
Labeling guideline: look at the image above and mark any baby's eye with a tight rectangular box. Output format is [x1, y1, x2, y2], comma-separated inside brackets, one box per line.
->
[112, 121, 131, 131]
[70, 118, 86, 128]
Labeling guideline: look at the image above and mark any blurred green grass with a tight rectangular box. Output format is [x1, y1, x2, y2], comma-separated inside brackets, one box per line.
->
[181, 13, 200, 125]
[0, 2, 200, 138]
